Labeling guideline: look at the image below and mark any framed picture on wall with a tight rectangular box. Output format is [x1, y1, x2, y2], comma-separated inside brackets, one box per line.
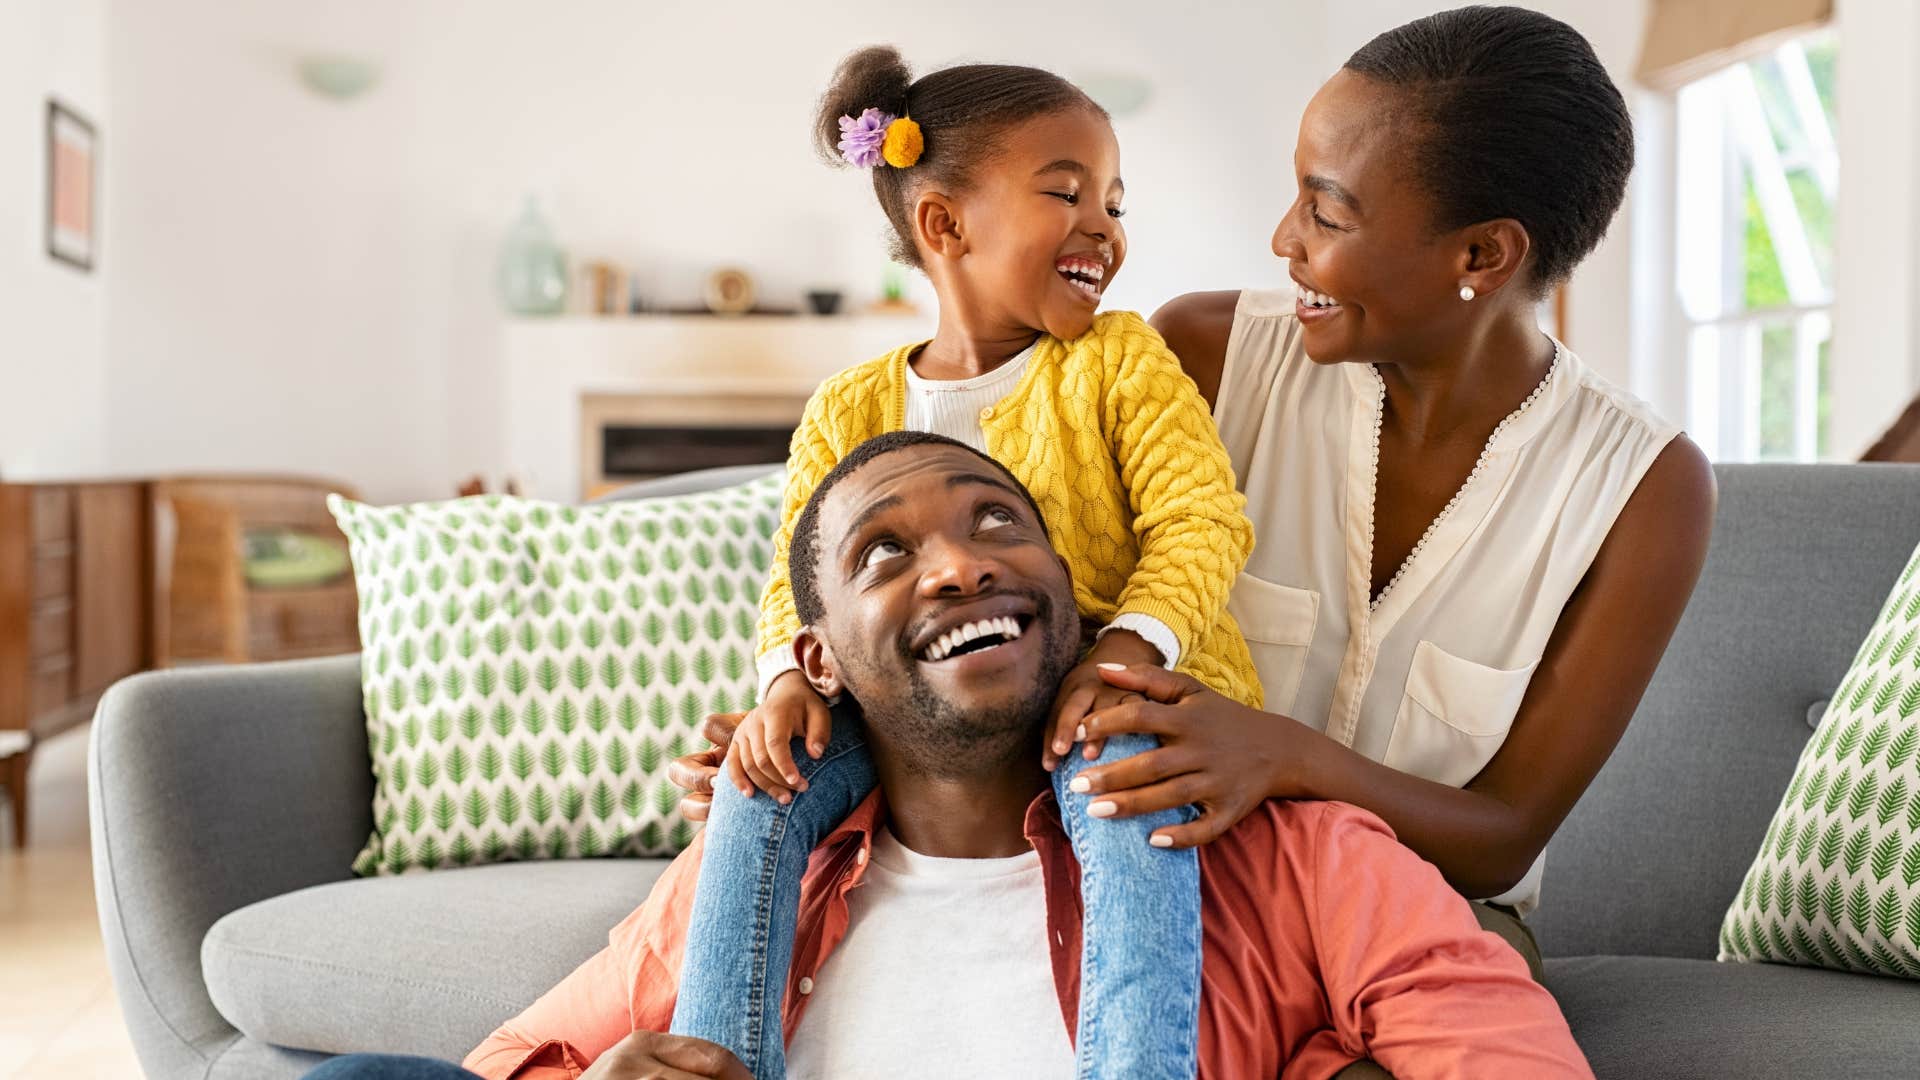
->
[46, 99, 96, 272]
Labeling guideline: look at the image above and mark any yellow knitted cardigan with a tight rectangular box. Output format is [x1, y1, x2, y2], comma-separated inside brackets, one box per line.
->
[757, 310, 1262, 708]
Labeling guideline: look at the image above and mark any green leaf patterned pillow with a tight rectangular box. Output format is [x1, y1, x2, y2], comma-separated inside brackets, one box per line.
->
[329, 474, 781, 875]
[1721, 539, 1920, 976]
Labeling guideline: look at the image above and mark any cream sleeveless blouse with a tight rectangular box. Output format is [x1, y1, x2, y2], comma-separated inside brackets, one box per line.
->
[1212, 289, 1680, 912]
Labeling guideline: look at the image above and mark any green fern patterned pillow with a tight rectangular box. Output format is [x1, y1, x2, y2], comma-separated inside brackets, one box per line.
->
[1721, 539, 1920, 976]
[329, 474, 781, 875]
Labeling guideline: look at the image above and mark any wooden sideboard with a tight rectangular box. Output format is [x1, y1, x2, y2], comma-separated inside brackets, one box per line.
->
[1, 473, 361, 845]
[0, 481, 153, 846]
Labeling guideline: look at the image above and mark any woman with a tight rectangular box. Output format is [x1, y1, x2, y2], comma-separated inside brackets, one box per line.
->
[672, 1, 1715, 1066]
[1068, 5, 1714, 968]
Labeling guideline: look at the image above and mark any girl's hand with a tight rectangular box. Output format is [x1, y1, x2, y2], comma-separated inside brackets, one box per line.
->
[1071, 663, 1312, 848]
[725, 670, 834, 803]
[1044, 629, 1160, 770]
[667, 712, 741, 823]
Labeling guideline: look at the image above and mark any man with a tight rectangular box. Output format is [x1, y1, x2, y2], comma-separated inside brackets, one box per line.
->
[444, 431, 1588, 1079]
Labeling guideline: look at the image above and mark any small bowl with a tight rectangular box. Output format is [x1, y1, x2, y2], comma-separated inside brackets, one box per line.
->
[805, 290, 844, 316]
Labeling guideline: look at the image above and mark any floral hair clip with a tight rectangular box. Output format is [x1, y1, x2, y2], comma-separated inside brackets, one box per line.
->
[838, 108, 924, 169]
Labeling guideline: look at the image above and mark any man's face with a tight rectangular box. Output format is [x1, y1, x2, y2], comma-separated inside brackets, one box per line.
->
[798, 445, 1081, 776]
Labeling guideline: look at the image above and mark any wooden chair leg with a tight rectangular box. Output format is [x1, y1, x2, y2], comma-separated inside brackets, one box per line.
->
[3, 746, 28, 847]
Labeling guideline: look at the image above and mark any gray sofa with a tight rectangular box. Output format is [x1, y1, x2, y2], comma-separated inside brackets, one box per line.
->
[91, 464, 1920, 1079]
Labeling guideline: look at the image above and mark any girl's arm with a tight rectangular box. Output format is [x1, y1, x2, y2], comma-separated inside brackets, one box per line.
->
[753, 386, 844, 692]
[1079, 436, 1716, 894]
[1098, 313, 1254, 673]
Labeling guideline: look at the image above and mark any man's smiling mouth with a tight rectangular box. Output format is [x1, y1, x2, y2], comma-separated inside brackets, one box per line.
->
[918, 615, 1031, 663]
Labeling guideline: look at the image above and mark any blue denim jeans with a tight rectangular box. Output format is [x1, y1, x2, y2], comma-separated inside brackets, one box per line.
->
[303, 1055, 480, 1080]
[670, 705, 1202, 1079]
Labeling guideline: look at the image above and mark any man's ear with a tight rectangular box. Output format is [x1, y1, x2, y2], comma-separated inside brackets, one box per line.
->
[793, 626, 844, 699]
[1455, 218, 1533, 299]
[913, 190, 967, 261]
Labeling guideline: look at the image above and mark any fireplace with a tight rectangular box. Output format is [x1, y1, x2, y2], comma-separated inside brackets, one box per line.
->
[502, 314, 934, 501]
[580, 391, 804, 498]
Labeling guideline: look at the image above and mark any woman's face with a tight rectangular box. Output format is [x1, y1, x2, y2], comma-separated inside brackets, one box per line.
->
[1271, 70, 1469, 366]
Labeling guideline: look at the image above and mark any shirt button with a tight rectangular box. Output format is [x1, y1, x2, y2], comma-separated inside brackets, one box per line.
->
[856, 847, 868, 865]
[980, 407, 993, 420]
[798, 977, 815, 995]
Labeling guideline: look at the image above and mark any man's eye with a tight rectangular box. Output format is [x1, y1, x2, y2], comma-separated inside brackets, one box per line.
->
[979, 507, 1016, 531]
[863, 540, 906, 569]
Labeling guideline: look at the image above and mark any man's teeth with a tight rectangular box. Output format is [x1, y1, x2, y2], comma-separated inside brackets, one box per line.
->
[1300, 287, 1341, 309]
[922, 616, 1024, 662]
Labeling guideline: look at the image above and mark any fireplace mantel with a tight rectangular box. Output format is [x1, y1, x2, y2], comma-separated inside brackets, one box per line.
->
[502, 313, 933, 500]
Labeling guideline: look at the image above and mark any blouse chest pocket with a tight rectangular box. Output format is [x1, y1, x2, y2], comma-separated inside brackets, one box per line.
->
[1225, 573, 1319, 716]
[1383, 641, 1538, 789]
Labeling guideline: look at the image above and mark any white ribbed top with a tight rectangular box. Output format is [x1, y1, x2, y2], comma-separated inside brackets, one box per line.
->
[1212, 288, 1680, 913]
[901, 342, 1038, 453]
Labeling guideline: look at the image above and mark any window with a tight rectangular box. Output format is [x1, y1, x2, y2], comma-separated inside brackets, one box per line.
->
[1674, 32, 1837, 461]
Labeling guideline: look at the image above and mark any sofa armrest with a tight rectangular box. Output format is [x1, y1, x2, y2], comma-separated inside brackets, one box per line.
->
[91, 653, 371, 1080]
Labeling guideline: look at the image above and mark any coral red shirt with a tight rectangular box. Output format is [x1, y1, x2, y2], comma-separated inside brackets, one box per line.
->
[465, 794, 1590, 1080]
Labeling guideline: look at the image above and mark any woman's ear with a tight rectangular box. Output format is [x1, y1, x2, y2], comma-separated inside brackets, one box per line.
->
[1456, 218, 1533, 299]
[914, 190, 967, 261]
[794, 627, 844, 698]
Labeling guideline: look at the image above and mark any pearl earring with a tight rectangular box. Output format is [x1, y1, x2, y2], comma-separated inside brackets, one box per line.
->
[1458, 284, 1476, 302]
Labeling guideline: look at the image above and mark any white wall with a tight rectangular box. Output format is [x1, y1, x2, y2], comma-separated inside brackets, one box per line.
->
[0, 0, 111, 480]
[1828, 0, 1920, 456]
[91, 1, 1670, 502]
[102, 2, 449, 504]
[99, 0, 1325, 503]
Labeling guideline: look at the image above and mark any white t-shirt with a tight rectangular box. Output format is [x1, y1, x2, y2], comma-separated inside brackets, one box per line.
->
[782, 827, 1074, 1079]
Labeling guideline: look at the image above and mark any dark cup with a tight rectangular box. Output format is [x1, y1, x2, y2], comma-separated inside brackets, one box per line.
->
[805, 289, 844, 316]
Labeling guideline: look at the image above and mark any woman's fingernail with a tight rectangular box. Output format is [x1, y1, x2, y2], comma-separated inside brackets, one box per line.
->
[1097, 662, 1127, 671]
[1150, 834, 1174, 848]
[1069, 776, 1091, 794]
[1075, 724, 1087, 741]
[1088, 801, 1117, 818]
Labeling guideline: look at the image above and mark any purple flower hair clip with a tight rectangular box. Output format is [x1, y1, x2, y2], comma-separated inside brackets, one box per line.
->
[837, 108, 894, 168]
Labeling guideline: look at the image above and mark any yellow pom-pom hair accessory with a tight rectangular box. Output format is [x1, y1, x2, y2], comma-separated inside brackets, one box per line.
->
[881, 116, 924, 168]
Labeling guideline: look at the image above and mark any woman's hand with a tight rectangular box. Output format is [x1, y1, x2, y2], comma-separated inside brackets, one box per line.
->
[1071, 662, 1320, 847]
[668, 712, 741, 824]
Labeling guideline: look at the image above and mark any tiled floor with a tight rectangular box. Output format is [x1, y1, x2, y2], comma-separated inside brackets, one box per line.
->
[0, 724, 146, 1078]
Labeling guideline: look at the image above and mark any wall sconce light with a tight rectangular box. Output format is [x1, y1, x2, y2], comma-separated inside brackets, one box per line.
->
[297, 55, 381, 102]
[1074, 72, 1155, 117]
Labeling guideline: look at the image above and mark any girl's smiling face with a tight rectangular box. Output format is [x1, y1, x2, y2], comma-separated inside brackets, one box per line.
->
[925, 107, 1128, 343]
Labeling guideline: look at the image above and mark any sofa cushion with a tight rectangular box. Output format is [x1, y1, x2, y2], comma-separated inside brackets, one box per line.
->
[1546, 955, 1920, 1079]
[329, 474, 781, 875]
[203, 858, 672, 1060]
[1719, 539, 1920, 978]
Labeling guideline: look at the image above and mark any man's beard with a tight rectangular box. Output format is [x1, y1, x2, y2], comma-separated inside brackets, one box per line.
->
[862, 589, 1078, 781]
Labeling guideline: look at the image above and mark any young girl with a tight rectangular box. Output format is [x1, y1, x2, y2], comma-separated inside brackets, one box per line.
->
[671, 47, 1261, 1079]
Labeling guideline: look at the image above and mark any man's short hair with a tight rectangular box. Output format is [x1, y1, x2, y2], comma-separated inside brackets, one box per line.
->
[788, 431, 1048, 625]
